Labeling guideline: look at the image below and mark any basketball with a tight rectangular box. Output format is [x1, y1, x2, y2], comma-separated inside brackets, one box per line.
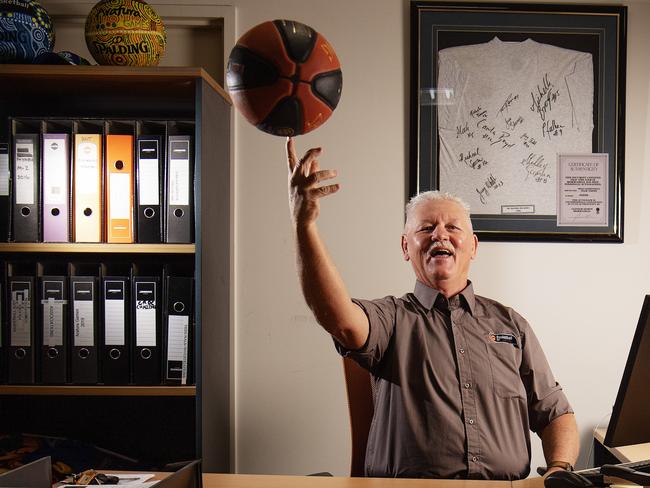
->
[0, 0, 54, 63]
[226, 19, 343, 137]
[84, 0, 166, 66]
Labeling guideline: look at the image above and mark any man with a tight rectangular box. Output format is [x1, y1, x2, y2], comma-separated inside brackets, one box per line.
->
[286, 138, 578, 480]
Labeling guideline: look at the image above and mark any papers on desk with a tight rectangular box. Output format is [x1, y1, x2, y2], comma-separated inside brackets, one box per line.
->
[61, 473, 158, 488]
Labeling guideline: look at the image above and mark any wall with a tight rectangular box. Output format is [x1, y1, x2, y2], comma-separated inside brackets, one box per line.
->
[232, 0, 650, 477]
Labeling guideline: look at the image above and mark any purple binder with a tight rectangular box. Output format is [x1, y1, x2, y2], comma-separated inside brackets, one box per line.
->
[42, 133, 70, 242]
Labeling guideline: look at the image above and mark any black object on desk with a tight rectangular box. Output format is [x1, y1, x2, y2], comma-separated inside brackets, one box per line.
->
[604, 294, 650, 448]
[0, 456, 52, 488]
[159, 459, 201, 488]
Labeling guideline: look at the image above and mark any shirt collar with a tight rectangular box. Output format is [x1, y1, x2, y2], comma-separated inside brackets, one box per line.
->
[413, 280, 476, 315]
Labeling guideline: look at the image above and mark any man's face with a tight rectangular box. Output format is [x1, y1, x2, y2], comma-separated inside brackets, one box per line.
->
[401, 199, 478, 295]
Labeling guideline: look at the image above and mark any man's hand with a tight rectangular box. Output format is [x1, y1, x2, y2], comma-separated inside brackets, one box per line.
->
[286, 137, 339, 227]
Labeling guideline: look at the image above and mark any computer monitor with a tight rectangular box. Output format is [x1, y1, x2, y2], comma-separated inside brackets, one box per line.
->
[0, 457, 52, 488]
[604, 294, 650, 447]
[157, 460, 202, 488]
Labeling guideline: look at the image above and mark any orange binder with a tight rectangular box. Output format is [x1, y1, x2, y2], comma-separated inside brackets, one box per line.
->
[73, 134, 103, 243]
[105, 135, 134, 243]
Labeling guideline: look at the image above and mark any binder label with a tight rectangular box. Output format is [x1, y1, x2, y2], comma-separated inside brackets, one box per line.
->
[136, 282, 156, 347]
[43, 137, 68, 205]
[76, 140, 100, 196]
[0, 143, 8, 196]
[109, 173, 131, 219]
[73, 282, 95, 347]
[167, 315, 188, 383]
[15, 139, 35, 205]
[169, 141, 190, 205]
[10, 282, 31, 347]
[104, 281, 125, 345]
[138, 140, 160, 205]
[42, 298, 65, 346]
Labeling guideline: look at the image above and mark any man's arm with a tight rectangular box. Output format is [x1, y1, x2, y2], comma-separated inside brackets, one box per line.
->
[539, 413, 580, 476]
[286, 138, 369, 350]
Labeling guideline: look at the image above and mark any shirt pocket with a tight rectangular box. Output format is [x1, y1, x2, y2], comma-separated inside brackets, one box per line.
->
[485, 339, 526, 399]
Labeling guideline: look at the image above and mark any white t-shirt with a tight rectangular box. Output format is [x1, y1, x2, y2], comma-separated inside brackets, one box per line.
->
[437, 37, 593, 215]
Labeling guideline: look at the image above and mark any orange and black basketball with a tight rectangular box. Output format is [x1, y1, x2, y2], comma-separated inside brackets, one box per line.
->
[226, 19, 343, 137]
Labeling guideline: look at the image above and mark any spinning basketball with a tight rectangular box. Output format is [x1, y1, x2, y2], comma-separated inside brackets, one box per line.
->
[226, 19, 342, 137]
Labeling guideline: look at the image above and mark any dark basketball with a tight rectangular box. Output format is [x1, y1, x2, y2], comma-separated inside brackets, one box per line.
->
[226, 19, 343, 137]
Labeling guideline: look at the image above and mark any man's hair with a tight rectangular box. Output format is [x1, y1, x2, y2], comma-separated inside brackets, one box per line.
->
[404, 191, 472, 230]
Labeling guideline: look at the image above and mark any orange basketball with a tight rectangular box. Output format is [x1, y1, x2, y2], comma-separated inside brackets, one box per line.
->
[226, 19, 343, 137]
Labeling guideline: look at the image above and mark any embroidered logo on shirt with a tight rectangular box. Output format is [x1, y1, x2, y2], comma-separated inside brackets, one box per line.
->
[488, 333, 519, 348]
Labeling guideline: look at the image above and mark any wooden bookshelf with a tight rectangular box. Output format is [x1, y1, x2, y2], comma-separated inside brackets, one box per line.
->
[0, 243, 195, 253]
[0, 385, 196, 396]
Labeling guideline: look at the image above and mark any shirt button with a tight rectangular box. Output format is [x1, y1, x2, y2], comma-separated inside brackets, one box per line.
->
[472, 456, 479, 462]
[468, 419, 475, 425]
[459, 348, 465, 354]
[464, 383, 471, 389]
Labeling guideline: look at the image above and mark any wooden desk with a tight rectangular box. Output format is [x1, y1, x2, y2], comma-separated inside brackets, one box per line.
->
[593, 427, 650, 464]
[201, 474, 544, 488]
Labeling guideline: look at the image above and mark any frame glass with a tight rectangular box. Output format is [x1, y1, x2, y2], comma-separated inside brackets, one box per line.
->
[410, 2, 627, 241]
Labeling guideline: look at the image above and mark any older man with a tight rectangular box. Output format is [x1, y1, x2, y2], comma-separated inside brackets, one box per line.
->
[286, 138, 578, 480]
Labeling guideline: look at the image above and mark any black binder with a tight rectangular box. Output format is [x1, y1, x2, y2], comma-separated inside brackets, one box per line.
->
[0, 142, 10, 242]
[70, 276, 99, 384]
[40, 276, 68, 384]
[132, 276, 162, 385]
[7, 276, 36, 384]
[163, 275, 193, 385]
[0, 265, 6, 384]
[165, 136, 194, 243]
[12, 134, 40, 242]
[101, 276, 130, 385]
[136, 136, 164, 243]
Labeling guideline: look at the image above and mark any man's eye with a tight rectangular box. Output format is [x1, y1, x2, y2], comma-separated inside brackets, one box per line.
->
[418, 226, 434, 233]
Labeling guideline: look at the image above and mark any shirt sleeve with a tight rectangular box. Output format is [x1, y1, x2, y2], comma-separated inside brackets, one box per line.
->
[515, 311, 574, 434]
[333, 296, 397, 372]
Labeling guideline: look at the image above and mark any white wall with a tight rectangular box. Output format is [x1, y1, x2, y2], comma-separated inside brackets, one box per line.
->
[232, 0, 650, 477]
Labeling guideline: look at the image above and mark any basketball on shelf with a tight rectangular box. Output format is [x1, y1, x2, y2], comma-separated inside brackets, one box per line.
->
[226, 19, 343, 137]
[0, 0, 54, 63]
[84, 0, 166, 66]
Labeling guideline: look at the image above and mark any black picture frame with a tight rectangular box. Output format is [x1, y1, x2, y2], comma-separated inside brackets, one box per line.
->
[410, 2, 627, 242]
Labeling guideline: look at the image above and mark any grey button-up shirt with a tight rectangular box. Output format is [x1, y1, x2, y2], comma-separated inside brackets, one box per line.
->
[336, 281, 572, 480]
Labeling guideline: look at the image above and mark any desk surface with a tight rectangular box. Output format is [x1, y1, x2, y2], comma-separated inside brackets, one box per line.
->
[594, 427, 650, 463]
[201, 474, 544, 488]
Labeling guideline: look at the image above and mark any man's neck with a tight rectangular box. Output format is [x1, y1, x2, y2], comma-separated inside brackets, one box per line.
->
[428, 279, 468, 298]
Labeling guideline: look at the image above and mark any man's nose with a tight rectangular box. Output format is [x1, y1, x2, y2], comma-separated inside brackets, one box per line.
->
[431, 226, 449, 241]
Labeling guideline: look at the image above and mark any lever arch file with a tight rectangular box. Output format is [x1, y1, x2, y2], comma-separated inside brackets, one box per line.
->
[40, 276, 68, 384]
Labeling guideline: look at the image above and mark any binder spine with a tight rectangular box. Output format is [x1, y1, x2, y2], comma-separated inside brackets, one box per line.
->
[132, 277, 161, 385]
[136, 136, 163, 243]
[101, 276, 130, 384]
[0, 142, 10, 242]
[40, 277, 68, 384]
[42, 134, 71, 243]
[12, 134, 40, 242]
[70, 276, 99, 384]
[8, 276, 36, 384]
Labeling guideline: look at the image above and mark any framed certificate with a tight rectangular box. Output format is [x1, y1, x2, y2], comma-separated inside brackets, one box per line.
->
[410, 2, 626, 242]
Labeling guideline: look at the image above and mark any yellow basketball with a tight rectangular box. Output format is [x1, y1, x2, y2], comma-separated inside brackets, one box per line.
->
[85, 0, 166, 66]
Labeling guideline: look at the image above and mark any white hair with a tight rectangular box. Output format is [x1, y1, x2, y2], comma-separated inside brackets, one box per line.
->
[404, 190, 472, 230]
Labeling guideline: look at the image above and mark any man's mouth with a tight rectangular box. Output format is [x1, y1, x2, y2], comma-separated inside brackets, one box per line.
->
[429, 247, 454, 258]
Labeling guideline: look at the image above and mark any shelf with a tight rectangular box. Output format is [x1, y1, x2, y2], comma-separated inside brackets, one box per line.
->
[0, 243, 195, 253]
[0, 65, 231, 104]
[0, 385, 196, 396]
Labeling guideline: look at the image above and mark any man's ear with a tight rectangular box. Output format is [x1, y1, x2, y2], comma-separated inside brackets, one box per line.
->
[401, 234, 410, 261]
[471, 233, 478, 260]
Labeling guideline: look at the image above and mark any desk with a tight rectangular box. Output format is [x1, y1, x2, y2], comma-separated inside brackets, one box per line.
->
[593, 427, 650, 464]
[201, 474, 544, 488]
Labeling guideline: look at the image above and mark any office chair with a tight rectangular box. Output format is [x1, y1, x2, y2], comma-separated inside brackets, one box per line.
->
[341, 357, 376, 477]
